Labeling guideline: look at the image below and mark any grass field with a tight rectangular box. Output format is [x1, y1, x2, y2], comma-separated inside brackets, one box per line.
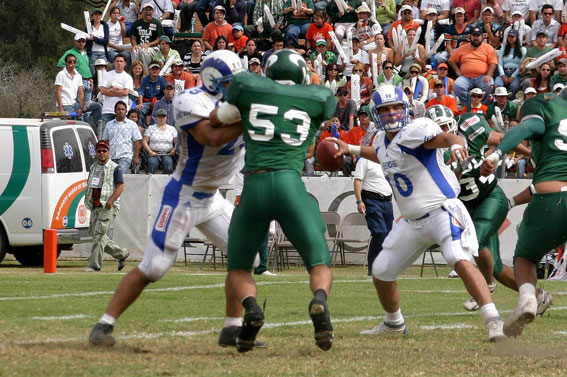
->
[0, 258, 566, 377]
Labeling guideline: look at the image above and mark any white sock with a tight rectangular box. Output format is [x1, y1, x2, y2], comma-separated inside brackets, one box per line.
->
[223, 317, 242, 328]
[99, 313, 116, 326]
[480, 303, 499, 324]
[519, 283, 536, 299]
[518, 283, 537, 308]
[384, 309, 404, 326]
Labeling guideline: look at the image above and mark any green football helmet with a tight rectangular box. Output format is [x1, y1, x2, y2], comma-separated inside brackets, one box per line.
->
[265, 49, 309, 85]
[424, 104, 458, 134]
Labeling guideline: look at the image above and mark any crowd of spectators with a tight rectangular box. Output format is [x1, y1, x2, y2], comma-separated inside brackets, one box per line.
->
[55, 0, 567, 177]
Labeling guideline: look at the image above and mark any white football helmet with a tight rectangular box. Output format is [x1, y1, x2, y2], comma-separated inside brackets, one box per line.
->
[424, 104, 458, 134]
[369, 85, 410, 131]
[200, 50, 245, 99]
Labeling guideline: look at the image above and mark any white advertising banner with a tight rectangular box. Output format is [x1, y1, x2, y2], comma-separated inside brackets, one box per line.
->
[74, 176, 533, 266]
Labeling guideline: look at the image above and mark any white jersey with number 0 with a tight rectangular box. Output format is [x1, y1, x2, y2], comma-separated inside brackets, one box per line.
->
[373, 118, 460, 220]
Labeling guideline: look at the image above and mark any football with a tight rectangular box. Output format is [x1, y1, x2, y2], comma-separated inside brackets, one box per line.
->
[316, 139, 343, 172]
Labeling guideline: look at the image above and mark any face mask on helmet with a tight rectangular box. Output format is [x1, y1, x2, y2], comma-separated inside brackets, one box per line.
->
[425, 105, 457, 134]
[370, 86, 410, 131]
[201, 50, 245, 98]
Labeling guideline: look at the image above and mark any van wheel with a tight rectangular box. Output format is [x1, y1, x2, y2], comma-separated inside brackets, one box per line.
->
[0, 228, 8, 264]
[13, 247, 44, 266]
[12, 246, 63, 266]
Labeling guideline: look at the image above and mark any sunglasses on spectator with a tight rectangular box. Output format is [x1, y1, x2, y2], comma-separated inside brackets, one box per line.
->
[384, 66, 393, 70]
[540, 68, 551, 71]
[77, 40, 86, 43]
[543, 12, 553, 15]
[402, 11, 412, 15]
[96, 149, 109, 153]
[328, 67, 338, 71]
[410, 70, 420, 74]
[353, 69, 364, 73]
[438, 67, 447, 70]
[471, 94, 483, 98]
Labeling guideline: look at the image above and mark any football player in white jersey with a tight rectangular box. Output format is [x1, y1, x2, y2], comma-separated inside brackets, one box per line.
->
[331, 85, 506, 342]
[89, 50, 259, 347]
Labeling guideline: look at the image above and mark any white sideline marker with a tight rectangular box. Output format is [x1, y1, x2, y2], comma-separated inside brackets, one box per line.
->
[31, 314, 91, 321]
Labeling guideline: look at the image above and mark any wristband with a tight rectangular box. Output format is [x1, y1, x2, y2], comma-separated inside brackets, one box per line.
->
[356, 200, 362, 204]
[347, 144, 361, 155]
[216, 102, 242, 124]
[485, 150, 502, 165]
[450, 144, 463, 152]
[507, 197, 516, 210]
[529, 184, 536, 196]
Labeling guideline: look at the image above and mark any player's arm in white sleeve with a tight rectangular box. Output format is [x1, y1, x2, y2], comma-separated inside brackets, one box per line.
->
[423, 126, 468, 163]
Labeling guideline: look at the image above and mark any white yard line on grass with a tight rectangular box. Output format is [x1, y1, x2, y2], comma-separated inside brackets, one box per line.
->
[31, 314, 92, 321]
[0, 279, 463, 302]
[3, 307, 567, 346]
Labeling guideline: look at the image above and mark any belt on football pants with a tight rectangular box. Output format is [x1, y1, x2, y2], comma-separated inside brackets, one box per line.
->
[192, 191, 215, 199]
[414, 206, 446, 221]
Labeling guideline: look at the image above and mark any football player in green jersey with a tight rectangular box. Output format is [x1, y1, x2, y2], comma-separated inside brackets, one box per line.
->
[426, 106, 553, 316]
[481, 92, 567, 337]
[211, 49, 337, 352]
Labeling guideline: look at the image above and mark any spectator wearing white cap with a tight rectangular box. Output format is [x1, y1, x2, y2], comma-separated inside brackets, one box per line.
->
[529, 0, 562, 25]
[495, 28, 526, 99]
[419, 0, 450, 20]
[502, 0, 529, 24]
[417, 7, 448, 64]
[164, 59, 196, 93]
[452, 0, 481, 25]
[503, 11, 531, 47]
[387, 4, 420, 48]
[397, 0, 419, 20]
[202, 5, 235, 51]
[352, 3, 382, 48]
[143, 0, 175, 39]
[456, 87, 487, 116]
[444, 8, 474, 59]
[486, 87, 518, 131]
[475, 6, 502, 49]
[530, 4, 560, 48]
[551, 58, 567, 88]
[248, 57, 263, 75]
[552, 83, 564, 94]
[130, 2, 164, 71]
[57, 33, 95, 102]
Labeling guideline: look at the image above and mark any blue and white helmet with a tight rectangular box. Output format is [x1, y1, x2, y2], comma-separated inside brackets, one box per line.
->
[369, 85, 410, 131]
[200, 50, 245, 99]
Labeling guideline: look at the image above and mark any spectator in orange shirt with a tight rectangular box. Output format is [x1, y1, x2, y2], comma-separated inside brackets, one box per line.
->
[386, 5, 420, 48]
[426, 80, 458, 115]
[427, 62, 453, 98]
[231, 24, 248, 53]
[457, 87, 487, 116]
[305, 10, 334, 52]
[164, 59, 196, 93]
[448, 26, 497, 105]
[342, 107, 371, 176]
[202, 6, 234, 51]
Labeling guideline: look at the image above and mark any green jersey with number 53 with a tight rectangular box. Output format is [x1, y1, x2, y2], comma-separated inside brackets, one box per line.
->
[455, 113, 498, 205]
[227, 73, 336, 174]
[518, 93, 567, 183]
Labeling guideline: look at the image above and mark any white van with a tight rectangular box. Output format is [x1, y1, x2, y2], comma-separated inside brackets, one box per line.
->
[0, 117, 97, 265]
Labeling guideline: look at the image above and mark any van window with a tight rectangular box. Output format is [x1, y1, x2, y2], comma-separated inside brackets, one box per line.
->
[77, 128, 98, 170]
[53, 128, 83, 173]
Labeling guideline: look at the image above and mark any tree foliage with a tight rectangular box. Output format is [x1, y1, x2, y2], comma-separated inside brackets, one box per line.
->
[0, 0, 105, 72]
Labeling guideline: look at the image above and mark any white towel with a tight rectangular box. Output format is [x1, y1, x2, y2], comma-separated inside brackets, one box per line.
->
[442, 198, 479, 257]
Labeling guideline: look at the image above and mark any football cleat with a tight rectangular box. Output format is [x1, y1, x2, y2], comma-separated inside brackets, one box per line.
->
[536, 289, 553, 316]
[463, 281, 496, 311]
[236, 305, 265, 353]
[89, 323, 116, 347]
[309, 297, 334, 351]
[503, 296, 537, 337]
[486, 318, 506, 342]
[218, 326, 268, 348]
[360, 322, 407, 335]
